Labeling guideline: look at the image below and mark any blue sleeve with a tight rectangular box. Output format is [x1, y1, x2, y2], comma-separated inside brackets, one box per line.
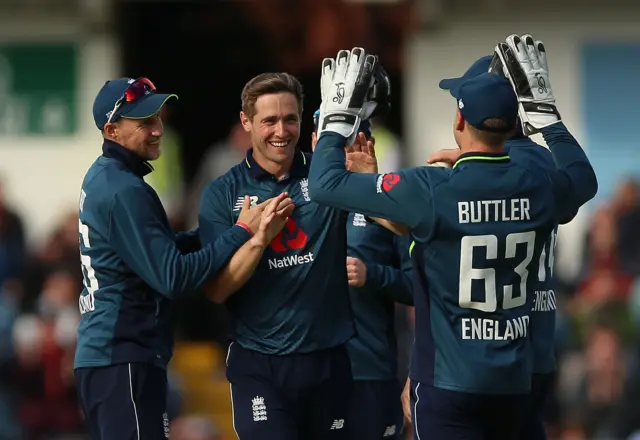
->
[365, 236, 413, 305]
[308, 132, 433, 234]
[108, 186, 250, 299]
[175, 229, 201, 254]
[541, 123, 598, 220]
[198, 180, 235, 246]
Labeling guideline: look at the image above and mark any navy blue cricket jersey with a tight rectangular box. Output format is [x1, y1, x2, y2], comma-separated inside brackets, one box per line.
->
[198, 149, 355, 355]
[506, 134, 574, 375]
[74, 140, 251, 369]
[346, 212, 413, 381]
[308, 123, 597, 395]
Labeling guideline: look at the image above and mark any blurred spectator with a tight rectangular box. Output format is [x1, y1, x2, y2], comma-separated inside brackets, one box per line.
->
[611, 178, 640, 277]
[371, 118, 404, 174]
[2, 310, 82, 440]
[560, 322, 629, 439]
[0, 178, 26, 292]
[186, 121, 251, 230]
[21, 211, 82, 314]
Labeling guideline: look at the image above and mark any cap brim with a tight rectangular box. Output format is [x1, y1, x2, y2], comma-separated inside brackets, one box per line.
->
[121, 93, 178, 119]
[439, 78, 467, 99]
[439, 77, 463, 91]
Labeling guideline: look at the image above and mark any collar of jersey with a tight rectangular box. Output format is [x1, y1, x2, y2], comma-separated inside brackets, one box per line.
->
[244, 147, 309, 180]
[102, 139, 154, 177]
[453, 151, 510, 169]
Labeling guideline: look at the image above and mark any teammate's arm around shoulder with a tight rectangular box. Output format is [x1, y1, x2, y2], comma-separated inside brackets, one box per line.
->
[308, 132, 433, 233]
[542, 122, 598, 218]
[108, 185, 251, 298]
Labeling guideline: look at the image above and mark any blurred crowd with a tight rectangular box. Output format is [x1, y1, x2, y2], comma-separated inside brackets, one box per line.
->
[547, 178, 640, 440]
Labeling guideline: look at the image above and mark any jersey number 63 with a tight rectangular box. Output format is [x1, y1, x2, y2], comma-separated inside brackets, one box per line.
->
[459, 231, 556, 312]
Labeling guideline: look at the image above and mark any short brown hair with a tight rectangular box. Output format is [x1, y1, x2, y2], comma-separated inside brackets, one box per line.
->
[468, 118, 513, 148]
[241, 73, 304, 120]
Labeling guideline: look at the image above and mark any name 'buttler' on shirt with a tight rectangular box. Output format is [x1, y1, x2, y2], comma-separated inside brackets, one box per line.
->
[458, 198, 530, 223]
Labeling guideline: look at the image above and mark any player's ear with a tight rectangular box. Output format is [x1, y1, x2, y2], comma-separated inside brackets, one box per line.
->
[311, 131, 317, 151]
[103, 122, 118, 139]
[454, 109, 465, 132]
[239, 111, 252, 132]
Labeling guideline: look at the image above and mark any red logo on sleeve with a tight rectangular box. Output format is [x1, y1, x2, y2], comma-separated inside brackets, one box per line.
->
[382, 173, 401, 192]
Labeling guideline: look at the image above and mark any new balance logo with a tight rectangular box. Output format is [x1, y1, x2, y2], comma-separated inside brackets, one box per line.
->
[233, 196, 259, 211]
[352, 213, 367, 227]
[330, 419, 345, 430]
[252, 396, 267, 422]
[268, 252, 314, 270]
[383, 424, 397, 437]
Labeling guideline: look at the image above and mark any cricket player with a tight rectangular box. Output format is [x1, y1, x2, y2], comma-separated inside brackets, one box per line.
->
[75, 77, 291, 440]
[198, 72, 370, 439]
[430, 42, 580, 439]
[308, 46, 597, 439]
[313, 114, 413, 440]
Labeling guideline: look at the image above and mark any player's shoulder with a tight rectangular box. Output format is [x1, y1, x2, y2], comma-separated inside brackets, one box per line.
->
[82, 156, 147, 205]
[506, 138, 555, 171]
[207, 160, 249, 190]
[412, 164, 454, 187]
[201, 159, 252, 211]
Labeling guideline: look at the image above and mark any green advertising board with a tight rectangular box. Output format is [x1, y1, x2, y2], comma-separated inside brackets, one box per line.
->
[0, 43, 77, 135]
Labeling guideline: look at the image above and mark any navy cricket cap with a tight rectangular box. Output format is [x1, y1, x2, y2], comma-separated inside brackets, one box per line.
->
[439, 55, 492, 91]
[449, 72, 517, 133]
[92, 78, 177, 130]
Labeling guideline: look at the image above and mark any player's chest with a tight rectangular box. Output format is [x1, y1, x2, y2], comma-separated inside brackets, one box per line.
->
[229, 179, 332, 226]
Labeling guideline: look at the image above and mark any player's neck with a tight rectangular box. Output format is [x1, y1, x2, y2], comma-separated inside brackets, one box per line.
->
[251, 149, 294, 180]
[460, 140, 505, 155]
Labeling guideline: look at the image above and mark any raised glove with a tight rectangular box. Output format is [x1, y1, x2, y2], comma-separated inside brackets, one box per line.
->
[318, 47, 377, 144]
[492, 34, 561, 136]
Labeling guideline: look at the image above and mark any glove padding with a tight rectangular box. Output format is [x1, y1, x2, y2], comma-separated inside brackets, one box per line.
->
[491, 34, 561, 136]
[368, 61, 391, 119]
[318, 47, 377, 144]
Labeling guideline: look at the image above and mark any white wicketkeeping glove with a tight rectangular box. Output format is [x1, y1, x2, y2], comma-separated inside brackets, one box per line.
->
[492, 34, 561, 136]
[318, 47, 377, 145]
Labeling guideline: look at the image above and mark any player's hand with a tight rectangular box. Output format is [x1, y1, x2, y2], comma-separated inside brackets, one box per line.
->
[491, 34, 560, 135]
[236, 195, 265, 235]
[346, 132, 378, 173]
[346, 256, 367, 287]
[318, 48, 377, 145]
[401, 377, 411, 425]
[426, 148, 460, 168]
[251, 194, 295, 247]
[237, 194, 291, 237]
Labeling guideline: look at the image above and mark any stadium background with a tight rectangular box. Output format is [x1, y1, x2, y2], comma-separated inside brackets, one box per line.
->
[0, 0, 638, 438]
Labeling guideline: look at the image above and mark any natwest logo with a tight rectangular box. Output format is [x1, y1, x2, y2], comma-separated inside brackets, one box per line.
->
[269, 218, 307, 252]
[268, 252, 315, 270]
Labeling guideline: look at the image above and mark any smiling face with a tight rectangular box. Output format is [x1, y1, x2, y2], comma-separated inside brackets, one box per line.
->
[241, 92, 301, 168]
[104, 114, 164, 160]
[239, 72, 304, 177]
